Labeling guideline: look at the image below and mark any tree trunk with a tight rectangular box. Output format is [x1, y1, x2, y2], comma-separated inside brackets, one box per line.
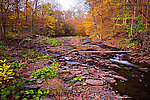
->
[31, 0, 38, 33]
[100, 0, 102, 40]
[90, 0, 101, 39]
[123, 0, 127, 25]
[0, 0, 6, 40]
[26, 0, 28, 25]
[145, 0, 148, 31]
[16, 0, 19, 19]
[15, 0, 20, 33]
[141, 0, 144, 23]
[130, 3, 134, 37]
[31, 9, 34, 33]
[130, 13, 134, 37]
[35, 0, 38, 17]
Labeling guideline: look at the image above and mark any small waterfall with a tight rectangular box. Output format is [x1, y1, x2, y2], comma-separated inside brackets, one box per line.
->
[110, 54, 138, 67]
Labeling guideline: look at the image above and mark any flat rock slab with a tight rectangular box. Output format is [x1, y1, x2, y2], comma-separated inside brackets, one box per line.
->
[113, 75, 128, 81]
[105, 77, 116, 84]
[86, 79, 104, 86]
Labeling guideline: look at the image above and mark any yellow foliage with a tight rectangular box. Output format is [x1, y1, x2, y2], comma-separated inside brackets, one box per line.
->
[0, 59, 14, 87]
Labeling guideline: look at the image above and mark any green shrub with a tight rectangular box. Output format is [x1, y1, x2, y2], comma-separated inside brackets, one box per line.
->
[0, 59, 25, 100]
[21, 88, 49, 100]
[30, 59, 58, 80]
[0, 59, 14, 88]
[71, 75, 82, 83]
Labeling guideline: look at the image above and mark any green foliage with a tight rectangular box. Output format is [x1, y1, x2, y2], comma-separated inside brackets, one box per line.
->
[8, 61, 26, 69]
[0, 41, 6, 44]
[0, 45, 6, 51]
[121, 15, 145, 49]
[81, 85, 85, 89]
[21, 88, 49, 100]
[25, 79, 34, 86]
[0, 58, 56, 100]
[21, 49, 51, 63]
[30, 59, 58, 79]
[0, 41, 8, 52]
[6, 32, 19, 39]
[0, 40, 60, 99]
[125, 15, 145, 37]
[66, 36, 78, 38]
[36, 37, 63, 45]
[41, 54, 51, 61]
[1, 87, 11, 100]
[28, 58, 35, 63]
[71, 75, 82, 83]
[0, 60, 23, 100]
[118, 38, 137, 49]
[0, 59, 14, 88]
[108, 0, 124, 6]
[0, 51, 11, 61]
[0, 77, 24, 100]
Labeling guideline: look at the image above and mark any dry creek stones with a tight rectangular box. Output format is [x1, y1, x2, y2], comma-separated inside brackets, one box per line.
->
[85, 79, 104, 86]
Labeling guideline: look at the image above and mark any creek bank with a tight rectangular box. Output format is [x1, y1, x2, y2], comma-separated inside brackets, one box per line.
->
[20, 36, 150, 99]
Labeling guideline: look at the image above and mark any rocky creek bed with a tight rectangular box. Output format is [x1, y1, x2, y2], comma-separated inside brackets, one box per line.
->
[8, 36, 150, 100]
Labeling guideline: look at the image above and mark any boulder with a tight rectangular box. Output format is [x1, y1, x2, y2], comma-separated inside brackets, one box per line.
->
[86, 79, 104, 86]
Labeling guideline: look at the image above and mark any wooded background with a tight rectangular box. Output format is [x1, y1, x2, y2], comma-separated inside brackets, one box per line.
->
[0, 0, 149, 50]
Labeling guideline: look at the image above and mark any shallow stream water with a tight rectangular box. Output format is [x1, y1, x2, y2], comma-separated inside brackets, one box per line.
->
[94, 43, 150, 99]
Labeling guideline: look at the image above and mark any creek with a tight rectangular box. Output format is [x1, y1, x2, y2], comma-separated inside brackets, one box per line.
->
[93, 43, 150, 100]
[33, 39, 150, 99]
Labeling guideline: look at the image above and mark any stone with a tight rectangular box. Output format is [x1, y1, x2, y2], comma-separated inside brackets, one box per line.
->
[65, 57, 72, 60]
[71, 69, 80, 71]
[90, 68, 97, 73]
[36, 80, 43, 84]
[82, 72, 89, 76]
[65, 61, 79, 65]
[81, 76, 90, 79]
[94, 66, 99, 70]
[67, 86, 73, 91]
[71, 49, 78, 52]
[111, 64, 121, 68]
[58, 59, 65, 62]
[138, 67, 149, 72]
[70, 71, 82, 75]
[74, 82, 82, 86]
[79, 67, 87, 69]
[83, 82, 87, 86]
[113, 75, 127, 81]
[81, 64, 88, 66]
[86, 59, 92, 62]
[64, 74, 76, 81]
[85, 79, 104, 86]
[105, 77, 116, 84]
[58, 70, 70, 73]
[78, 88, 85, 92]
[24, 85, 41, 89]
[62, 66, 69, 69]
[40, 97, 53, 100]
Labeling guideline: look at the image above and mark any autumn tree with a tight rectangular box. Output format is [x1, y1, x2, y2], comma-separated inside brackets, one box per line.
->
[0, 0, 7, 40]
[0, 0, 59, 40]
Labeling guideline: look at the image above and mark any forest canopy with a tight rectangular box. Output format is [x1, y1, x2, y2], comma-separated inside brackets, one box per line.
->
[0, 0, 149, 45]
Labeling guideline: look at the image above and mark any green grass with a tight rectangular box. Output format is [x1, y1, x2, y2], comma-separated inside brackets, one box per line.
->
[36, 37, 63, 45]
[66, 36, 78, 38]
